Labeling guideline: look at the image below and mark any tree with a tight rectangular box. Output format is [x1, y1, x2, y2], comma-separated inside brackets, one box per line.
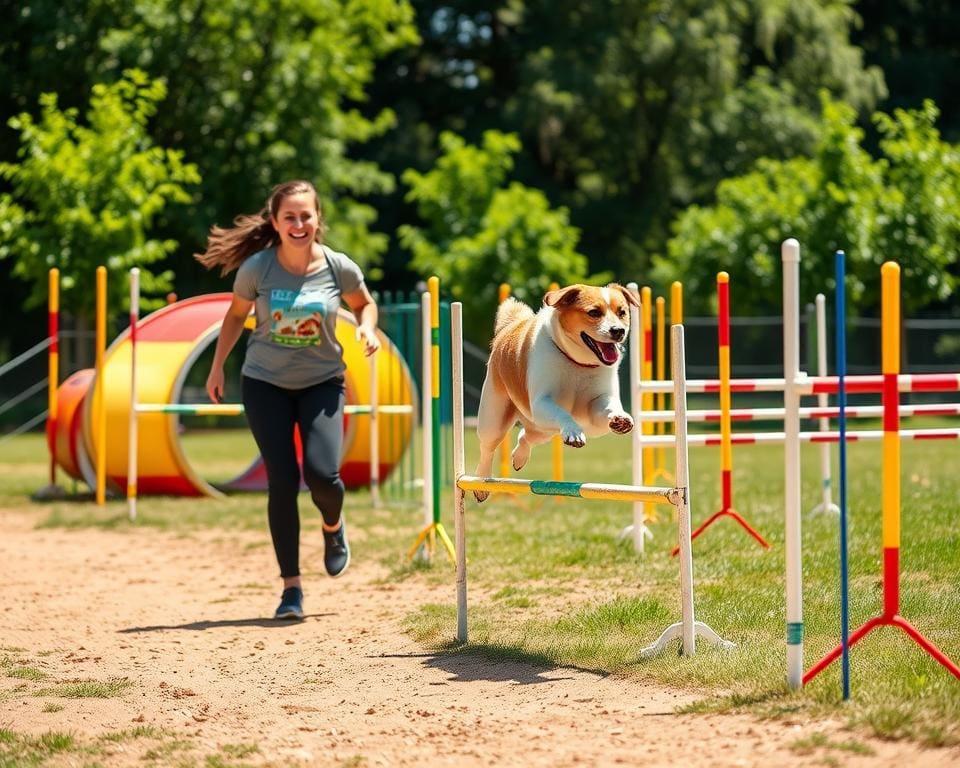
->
[657, 95, 960, 316]
[399, 130, 602, 343]
[365, 1, 886, 283]
[0, 0, 420, 301]
[0, 69, 200, 361]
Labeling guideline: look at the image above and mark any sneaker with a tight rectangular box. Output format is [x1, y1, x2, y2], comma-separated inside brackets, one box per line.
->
[274, 586, 304, 620]
[323, 519, 351, 578]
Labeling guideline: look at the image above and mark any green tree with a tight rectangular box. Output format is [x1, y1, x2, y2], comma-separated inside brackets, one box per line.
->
[399, 130, 601, 342]
[0, 0, 419, 297]
[657, 95, 960, 316]
[0, 70, 200, 360]
[366, 1, 886, 283]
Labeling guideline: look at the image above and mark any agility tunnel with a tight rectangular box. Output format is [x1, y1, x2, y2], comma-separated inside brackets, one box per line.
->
[49, 293, 416, 497]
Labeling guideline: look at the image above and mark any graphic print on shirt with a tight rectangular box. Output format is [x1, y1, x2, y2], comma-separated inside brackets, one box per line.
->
[269, 287, 327, 346]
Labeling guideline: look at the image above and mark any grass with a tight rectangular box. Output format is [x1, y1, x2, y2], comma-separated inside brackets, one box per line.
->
[3, 426, 960, 750]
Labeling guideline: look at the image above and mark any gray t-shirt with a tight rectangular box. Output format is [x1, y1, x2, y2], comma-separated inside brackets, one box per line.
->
[233, 245, 364, 389]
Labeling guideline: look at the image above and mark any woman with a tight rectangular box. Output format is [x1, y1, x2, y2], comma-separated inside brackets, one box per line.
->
[196, 180, 380, 620]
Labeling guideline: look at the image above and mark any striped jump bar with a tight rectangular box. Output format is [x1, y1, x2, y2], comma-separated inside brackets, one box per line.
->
[637, 402, 960, 423]
[638, 372, 960, 395]
[135, 403, 413, 415]
[637, 428, 960, 447]
[456, 475, 684, 506]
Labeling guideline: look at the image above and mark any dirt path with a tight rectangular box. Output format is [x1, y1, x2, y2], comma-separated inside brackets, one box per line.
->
[2, 507, 958, 767]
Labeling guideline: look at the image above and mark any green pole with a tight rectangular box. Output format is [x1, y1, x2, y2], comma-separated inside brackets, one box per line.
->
[429, 276, 441, 524]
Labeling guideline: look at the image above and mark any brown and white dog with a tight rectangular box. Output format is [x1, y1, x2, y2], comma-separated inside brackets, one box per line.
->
[473, 283, 639, 502]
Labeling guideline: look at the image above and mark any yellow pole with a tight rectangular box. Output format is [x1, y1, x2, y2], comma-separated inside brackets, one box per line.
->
[671, 281, 683, 326]
[640, 286, 654, 494]
[654, 296, 668, 480]
[881, 262, 900, 554]
[95, 266, 107, 506]
[549, 281, 563, 482]
[498, 283, 511, 478]
[47, 268, 59, 486]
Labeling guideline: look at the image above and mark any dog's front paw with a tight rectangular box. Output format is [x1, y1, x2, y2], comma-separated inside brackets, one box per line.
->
[561, 427, 586, 448]
[473, 489, 489, 503]
[609, 413, 634, 434]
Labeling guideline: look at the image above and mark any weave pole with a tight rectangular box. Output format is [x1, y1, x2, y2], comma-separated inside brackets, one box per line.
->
[620, 284, 651, 553]
[127, 269, 140, 521]
[673, 272, 769, 555]
[803, 261, 960, 685]
[47, 268, 60, 487]
[95, 266, 107, 506]
[497, 283, 511, 478]
[407, 276, 456, 563]
[835, 252, 851, 698]
[812, 293, 841, 516]
[783, 238, 804, 689]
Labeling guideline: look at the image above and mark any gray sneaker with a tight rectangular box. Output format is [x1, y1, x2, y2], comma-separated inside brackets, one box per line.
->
[274, 586, 304, 620]
[323, 520, 351, 578]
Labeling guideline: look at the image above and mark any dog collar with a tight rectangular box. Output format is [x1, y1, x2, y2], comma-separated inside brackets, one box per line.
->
[552, 340, 600, 368]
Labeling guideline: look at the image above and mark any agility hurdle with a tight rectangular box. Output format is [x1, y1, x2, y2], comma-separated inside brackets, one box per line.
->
[782, 241, 960, 690]
[801, 259, 960, 687]
[449, 301, 733, 655]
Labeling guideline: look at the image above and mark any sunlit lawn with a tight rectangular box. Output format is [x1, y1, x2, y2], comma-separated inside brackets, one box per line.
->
[2, 425, 959, 746]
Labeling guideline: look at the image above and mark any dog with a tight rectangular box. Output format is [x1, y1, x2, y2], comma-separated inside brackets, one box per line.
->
[472, 283, 640, 502]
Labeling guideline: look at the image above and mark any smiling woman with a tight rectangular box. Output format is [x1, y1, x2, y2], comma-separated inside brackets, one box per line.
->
[194, 179, 381, 620]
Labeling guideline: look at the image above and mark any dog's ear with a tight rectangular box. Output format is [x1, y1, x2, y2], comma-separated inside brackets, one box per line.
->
[543, 285, 582, 307]
[608, 283, 641, 308]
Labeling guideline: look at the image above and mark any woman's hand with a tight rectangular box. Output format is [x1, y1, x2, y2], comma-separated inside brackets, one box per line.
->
[356, 325, 381, 357]
[206, 366, 225, 403]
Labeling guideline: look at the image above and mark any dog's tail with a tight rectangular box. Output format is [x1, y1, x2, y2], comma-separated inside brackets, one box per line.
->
[494, 297, 534, 336]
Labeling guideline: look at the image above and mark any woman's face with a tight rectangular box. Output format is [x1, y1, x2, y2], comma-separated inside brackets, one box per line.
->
[271, 192, 320, 251]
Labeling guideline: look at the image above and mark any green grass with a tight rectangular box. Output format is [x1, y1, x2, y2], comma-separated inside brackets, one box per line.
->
[3, 427, 960, 749]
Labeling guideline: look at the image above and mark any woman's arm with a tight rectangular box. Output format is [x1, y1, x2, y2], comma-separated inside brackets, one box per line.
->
[343, 284, 380, 357]
[206, 294, 255, 402]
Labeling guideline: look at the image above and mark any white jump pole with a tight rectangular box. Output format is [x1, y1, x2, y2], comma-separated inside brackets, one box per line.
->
[813, 293, 840, 515]
[127, 268, 140, 522]
[451, 301, 468, 643]
[622, 283, 649, 552]
[369, 350, 380, 508]
[782, 237, 804, 690]
[641, 325, 734, 656]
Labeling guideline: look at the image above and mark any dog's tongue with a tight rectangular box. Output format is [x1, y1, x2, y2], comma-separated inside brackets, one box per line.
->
[598, 342, 619, 364]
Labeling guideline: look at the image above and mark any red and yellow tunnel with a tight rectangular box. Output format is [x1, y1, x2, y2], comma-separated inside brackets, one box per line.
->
[50, 293, 416, 496]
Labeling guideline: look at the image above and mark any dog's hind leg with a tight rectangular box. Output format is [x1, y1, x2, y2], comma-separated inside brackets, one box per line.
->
[473, 378, 517, 503]
[512, 425, 553, 471]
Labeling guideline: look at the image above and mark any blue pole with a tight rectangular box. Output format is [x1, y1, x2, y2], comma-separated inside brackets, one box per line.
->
[835, 250, 850, 700]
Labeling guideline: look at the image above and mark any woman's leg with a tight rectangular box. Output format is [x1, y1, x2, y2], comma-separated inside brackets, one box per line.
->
[297, 377, 346, 527]
[297, 377, 350, 577]
[242, 376, 302, 581]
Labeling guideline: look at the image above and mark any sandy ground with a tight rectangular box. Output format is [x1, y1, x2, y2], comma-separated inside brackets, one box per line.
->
[2, 505, 959, 768]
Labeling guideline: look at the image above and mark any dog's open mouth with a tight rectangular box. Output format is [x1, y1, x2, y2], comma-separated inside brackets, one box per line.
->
[580, 332, 620, 365]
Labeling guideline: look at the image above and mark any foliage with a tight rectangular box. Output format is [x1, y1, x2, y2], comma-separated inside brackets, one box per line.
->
[0, 0, 419, 300]
[369, 0, 887, 282]
[658, 95, 960, 315]
[0, 69, 200, 321]
[399, 130, 600, 342]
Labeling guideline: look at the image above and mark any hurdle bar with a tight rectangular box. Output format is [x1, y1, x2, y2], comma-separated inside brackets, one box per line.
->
[802, 260, 960, 686]
[638, 372, 960, 396]
[451, 301, 732, 656]
[635, 402, 960, 423]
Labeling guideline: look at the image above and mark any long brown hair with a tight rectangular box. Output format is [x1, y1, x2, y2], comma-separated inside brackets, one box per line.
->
[194, 180, 328, 275]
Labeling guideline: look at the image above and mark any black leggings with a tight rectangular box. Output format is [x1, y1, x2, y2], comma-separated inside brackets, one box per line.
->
[242, 375, 346, 578]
